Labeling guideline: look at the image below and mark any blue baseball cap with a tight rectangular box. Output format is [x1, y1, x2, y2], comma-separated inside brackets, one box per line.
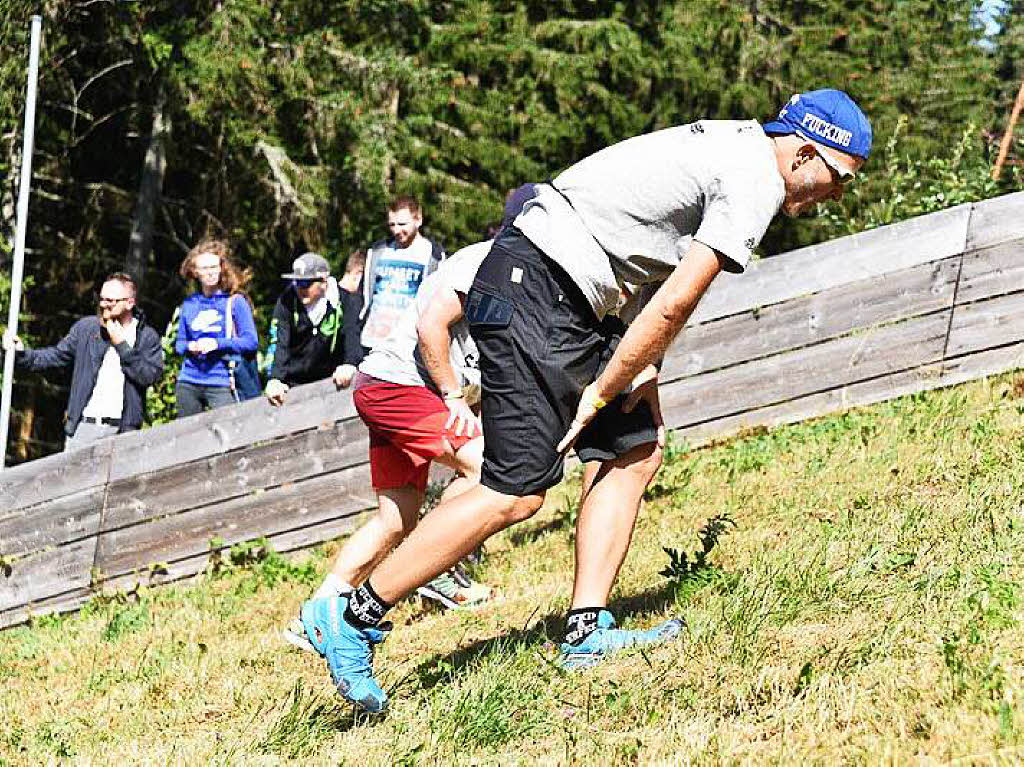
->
[763, 89, 872, 159]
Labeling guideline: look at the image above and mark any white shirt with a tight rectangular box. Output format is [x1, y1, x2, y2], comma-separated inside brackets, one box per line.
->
[82, 318, 138, 420]
[516, 120, 785, 318]
[359, 241, 490, 404]
[360, 235, 435, 349]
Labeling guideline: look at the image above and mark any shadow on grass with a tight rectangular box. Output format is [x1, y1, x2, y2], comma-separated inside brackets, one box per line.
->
[405, 579, 681, 693]
[505, 514, 573, 547]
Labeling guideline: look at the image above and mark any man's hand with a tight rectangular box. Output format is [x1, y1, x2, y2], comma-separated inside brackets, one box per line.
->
[333, 364, 357, 389]
[444, 393, 480, 438]
[556, 382, 608, 454]
[105, 318, 126, 346]
[1, 331, 24, 352]
[622, 364, 666, 448]
[187, 338, 218, 355]
[265, 378, 289, 406]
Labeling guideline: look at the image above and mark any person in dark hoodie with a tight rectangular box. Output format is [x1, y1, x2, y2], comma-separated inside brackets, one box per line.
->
[174, 239, 260, 416]
[6, 272, 163, 450]
[265, 252, 364, 406]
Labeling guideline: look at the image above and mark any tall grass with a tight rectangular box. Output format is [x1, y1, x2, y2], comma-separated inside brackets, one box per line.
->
[3, 374, 1024, 764]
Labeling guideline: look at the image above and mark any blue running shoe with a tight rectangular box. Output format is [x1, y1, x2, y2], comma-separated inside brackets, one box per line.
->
[559, 610, 684, 671]
[303, 597, 390, 712]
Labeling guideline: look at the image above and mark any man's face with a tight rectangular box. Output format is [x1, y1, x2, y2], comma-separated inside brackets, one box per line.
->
[782, 143, 863, 218]
[387, 207, 422, 248]
[98, 280, 135, 321]
[295, 278, 327, 306]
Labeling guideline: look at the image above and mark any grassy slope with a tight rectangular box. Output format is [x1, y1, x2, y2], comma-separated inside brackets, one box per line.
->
[4, 373, 1024, 765]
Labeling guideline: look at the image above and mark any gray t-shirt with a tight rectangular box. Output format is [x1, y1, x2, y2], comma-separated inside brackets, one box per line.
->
[516, 120, 786, 318]
[358, 240, 491, 403]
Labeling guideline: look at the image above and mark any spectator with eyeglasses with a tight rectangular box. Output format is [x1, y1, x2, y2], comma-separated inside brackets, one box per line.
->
[3, 272, 163, 449]
[264, 252, 364, 406]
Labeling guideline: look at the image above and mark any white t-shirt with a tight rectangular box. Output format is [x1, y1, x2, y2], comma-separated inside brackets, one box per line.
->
[515, 120, 786, 318]
[360, 235, 436, 349]
[82, 318, 138, 420]
[359, 241, 491, 403]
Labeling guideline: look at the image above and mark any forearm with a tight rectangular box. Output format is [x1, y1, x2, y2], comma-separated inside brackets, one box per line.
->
[418, 322, 460, 395]
[595, 244, 723, 401]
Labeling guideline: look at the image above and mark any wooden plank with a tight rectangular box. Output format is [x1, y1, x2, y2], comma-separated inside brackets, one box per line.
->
[0, 438, 112, 513]
[955, 238, 1024, 305]
[107, 378, 358, 481]
[671, 363, 946, 447]
[664, 257, 959, 382]
[94, 463, 376, 581]
[690, 203, 972, 325]
[0, 588, 93, 631]
[0, 487, 104, 556]
[94, 506, 374, 605]
[659, 312, 949, 431]
[0, 539, 96, 613]
[941, 341, 1024, 387]
[102, 416, 369, 531]
[946, 292, 1024, 359]
[966, 191, 1024, 251]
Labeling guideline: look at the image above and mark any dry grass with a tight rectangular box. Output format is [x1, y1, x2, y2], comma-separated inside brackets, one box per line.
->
[4, 374, 1024, 765]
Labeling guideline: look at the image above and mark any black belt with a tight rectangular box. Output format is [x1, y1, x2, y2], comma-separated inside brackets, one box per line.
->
[81, 416, 121, 427]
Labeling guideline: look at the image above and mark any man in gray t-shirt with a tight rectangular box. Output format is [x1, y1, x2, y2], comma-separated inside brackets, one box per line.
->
[312, 90, 872, 710]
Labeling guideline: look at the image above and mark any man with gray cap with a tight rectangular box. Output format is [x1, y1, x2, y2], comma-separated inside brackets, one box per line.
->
[265, 252, 364, 406]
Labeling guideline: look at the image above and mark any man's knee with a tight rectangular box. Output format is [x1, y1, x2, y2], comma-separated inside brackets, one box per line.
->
[498, 492, 545, 525]
[623, 441, 663, 484]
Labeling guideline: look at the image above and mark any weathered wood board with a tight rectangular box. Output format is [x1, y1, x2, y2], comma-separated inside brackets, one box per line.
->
[94, 462, 376, 582]
[103, 416, 368, 530]
[6, 193, 1024, 630]
[664, 257, 959, 382]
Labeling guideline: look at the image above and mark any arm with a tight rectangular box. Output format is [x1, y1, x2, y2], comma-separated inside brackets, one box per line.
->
[557, 242, 724, 452]
[340, 290, 364, 366]
[116, 326, 164, 387]
[16, 320, 83, 372]
[218, 295, 259, 355]
[174, 302, 189, 356]
[416, 285, 463, 396]
[268, 301, 292, 383]
[416, 285, 478, 437]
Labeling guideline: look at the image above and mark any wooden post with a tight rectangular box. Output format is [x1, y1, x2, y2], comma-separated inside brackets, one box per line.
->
[993, 78, 1024, 181]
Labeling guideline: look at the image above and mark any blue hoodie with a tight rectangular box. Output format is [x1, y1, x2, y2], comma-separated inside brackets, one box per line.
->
[175, 292, 258, 386]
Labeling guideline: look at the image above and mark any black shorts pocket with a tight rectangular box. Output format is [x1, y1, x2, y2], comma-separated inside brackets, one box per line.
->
[465, 286, 514, 330]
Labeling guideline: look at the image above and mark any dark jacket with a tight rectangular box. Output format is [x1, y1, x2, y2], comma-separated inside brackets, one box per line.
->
[15, 310, 164, 435]
[269, 283, 363, 386]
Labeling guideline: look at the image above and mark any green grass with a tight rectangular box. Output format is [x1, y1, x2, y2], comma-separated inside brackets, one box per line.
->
[5, 373, 1024, 764]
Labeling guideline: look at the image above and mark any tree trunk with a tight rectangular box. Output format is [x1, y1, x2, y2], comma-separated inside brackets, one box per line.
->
[126, 89, 170, 288]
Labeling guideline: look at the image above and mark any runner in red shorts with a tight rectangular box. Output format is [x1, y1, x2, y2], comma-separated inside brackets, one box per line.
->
[282, 240, 494, 652]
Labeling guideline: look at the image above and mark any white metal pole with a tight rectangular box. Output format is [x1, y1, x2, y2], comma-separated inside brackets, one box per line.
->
[0, 15, 43, 470]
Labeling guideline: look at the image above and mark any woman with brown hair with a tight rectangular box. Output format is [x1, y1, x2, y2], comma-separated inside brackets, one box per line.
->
[174, 239, 259, 417]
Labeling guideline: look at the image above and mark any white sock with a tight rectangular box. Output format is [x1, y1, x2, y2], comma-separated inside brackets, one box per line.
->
[312, 573, 353, 600]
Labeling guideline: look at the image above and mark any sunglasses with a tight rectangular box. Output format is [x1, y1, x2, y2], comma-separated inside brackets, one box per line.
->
[292, 278, 324, 289]
[816, 146, 856, 186]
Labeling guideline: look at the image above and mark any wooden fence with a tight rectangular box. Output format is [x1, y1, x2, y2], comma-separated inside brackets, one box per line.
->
[2, 191, 1024, 629]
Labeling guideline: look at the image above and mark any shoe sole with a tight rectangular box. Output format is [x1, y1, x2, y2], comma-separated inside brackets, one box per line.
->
[416, 585, 494, 610]
[281, 626, 316, 654]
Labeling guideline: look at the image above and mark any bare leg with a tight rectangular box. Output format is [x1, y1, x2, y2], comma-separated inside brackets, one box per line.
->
[370, 484, 544, 603]
[329, 486, 424, 586]
[571, 441, 663, 609]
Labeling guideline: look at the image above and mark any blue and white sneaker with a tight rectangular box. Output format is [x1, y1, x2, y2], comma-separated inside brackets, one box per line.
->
[301, 596, 390, 712]
[558, 610, 684, 670]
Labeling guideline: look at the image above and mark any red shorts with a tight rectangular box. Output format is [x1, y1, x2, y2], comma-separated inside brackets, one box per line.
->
[353, 373, 481, 491]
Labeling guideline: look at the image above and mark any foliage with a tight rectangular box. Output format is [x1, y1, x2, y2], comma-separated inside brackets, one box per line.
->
[659, 514, 735, 585]
[2, 0, 1022, 461]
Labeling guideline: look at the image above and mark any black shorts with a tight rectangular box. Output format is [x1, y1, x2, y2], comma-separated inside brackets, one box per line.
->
[465, 227, 657, 496]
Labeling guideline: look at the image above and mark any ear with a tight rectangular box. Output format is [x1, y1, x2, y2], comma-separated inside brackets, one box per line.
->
[793, 143, 816, 170]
